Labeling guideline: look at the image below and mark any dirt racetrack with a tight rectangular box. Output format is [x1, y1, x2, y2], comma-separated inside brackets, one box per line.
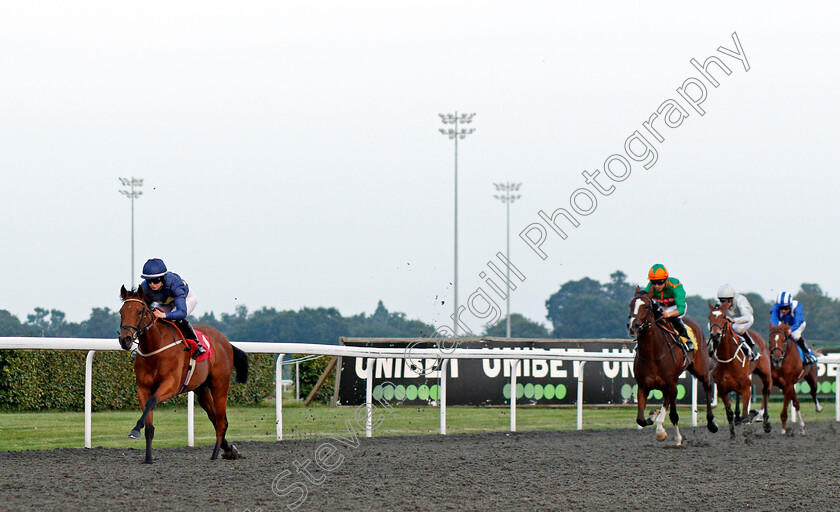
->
[2, 421, 840, 512]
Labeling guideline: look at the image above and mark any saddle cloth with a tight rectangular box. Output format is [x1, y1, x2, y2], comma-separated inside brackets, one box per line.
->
[194, 330, 214, 362]
[685, 325, 697, 346]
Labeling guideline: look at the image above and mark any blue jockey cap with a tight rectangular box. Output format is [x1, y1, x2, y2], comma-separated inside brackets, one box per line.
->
[775, 291, 792, 307]
[141, 258, 168, 279]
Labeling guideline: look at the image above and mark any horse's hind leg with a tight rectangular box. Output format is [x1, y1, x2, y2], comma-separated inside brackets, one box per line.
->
[720, 390, 736, 440]
[760, 373, 772, 433]
[700, 376, 718, 433]
[806, 369, 823, 413]
[667, 389, 682, 447]
[733, 392, 743, 426]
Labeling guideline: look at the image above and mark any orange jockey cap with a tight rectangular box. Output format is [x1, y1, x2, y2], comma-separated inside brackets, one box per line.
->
[648, 264, 669, 281]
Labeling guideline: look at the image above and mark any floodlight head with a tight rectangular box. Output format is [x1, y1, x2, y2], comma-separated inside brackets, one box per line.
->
[119, 178, 130, 186]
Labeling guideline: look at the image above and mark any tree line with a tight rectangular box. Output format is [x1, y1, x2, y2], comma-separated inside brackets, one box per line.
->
[2, 273, 839, 343]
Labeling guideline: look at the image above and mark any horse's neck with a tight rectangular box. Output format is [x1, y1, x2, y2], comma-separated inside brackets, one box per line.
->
[139, 322, 177, 353]
[717, 329, 740, 358]
[637, 326, 669, 359]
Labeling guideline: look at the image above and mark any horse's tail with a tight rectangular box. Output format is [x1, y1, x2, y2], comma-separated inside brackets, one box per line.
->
[232, 346, 249, 384]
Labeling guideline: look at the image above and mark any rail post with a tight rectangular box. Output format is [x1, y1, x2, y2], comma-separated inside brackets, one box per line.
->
[84, 350, 95, 449]
[276, 354, 285, 441]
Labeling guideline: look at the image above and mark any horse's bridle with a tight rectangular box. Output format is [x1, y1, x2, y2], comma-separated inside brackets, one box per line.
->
[769, 330, 788, 364]
[119, 298, 156, 348]
[627, 297, 655, 338]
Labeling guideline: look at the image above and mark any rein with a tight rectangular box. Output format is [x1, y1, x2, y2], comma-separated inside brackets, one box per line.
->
[709, 315, 747, 366]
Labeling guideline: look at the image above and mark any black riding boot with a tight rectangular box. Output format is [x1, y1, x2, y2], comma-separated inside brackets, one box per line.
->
[796, 337, 816, 364]
[668, 317, 694, 351]
[741, 330, 760, 361]
[175, 319, 205, 357]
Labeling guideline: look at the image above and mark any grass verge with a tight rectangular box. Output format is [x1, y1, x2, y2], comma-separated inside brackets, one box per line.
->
[1, 400, 834, 451]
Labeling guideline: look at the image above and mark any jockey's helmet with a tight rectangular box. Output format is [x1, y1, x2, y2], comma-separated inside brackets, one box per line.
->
[141, 258, 168, 280]
[648, 264, 668, 281]
[775, 291, 793, 308]
[717, 284, 735, 300]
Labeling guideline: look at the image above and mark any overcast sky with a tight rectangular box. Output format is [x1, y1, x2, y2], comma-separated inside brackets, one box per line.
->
[1, 2, 837, 334]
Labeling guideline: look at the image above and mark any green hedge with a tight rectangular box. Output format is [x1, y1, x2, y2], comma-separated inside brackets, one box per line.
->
[0, 349, 276, 412]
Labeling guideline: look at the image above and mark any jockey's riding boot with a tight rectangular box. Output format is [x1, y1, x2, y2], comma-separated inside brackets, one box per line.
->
[175, 319, 205, 357]
[742, 331, 760, 361]
[796, 337, 816, 364]
[669, 317, 694, 351]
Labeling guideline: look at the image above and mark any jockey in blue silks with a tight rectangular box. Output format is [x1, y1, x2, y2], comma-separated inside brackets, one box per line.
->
[139, 258, 205, 357]
[770, 291, 816, 364]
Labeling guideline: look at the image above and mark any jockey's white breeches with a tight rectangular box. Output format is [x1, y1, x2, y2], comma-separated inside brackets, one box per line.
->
[731, 316, 754, 335]
[791, 322, 806, 341]
[154, 290, 197, 317]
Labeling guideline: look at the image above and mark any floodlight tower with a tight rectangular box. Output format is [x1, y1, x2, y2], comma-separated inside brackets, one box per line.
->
[493, 182, 522, 338]
[438, 112, 476, 336]
[119, 177, 144, 288]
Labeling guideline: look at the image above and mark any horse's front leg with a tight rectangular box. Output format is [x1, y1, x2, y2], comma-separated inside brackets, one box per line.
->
[636, 385, 652, 428]
[780, 386, 791, 434]
[129, 387, 152, 440]
[720, 389, 735, 440]
[130, 380, 180, 464]
[792, 390, 804, 435]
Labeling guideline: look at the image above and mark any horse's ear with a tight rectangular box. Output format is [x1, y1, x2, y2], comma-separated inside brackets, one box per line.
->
[708, 301, 715, 310]
[137, 286, 145, 299]
[769, 322, 774, 330]
[120, 285, 128, 300]
[634, 286, 641, 295]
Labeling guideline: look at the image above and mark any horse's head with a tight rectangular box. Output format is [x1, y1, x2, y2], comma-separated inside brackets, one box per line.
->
[627, 287, 659, 338]
[768, 322, 791, 369]
[118, 285, 153, 351]
[707, 302, 729, 352]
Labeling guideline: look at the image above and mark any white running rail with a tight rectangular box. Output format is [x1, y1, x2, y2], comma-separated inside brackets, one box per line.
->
[2, 337, 838, 448]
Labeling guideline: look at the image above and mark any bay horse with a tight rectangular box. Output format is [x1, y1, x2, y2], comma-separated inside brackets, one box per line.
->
[119, 285, 249, 463]
[707, 303, 773, 439]
[627, 288, 717, 446]
[768, 322, 823, 434]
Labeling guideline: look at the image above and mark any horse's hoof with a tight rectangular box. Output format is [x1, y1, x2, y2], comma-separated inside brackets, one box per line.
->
[816, 404, 824, 413]
[222, 445, 242, 460]
[707, 421, 719, 434]
[764, 422, 772, 434]
[636, 418, 648, 428]
[656, 430, 667, 442]
[143, 459, 153, 464]
[129, 430, 141, 439]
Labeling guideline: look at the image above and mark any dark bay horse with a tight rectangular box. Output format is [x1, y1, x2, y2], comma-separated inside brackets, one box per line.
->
[119, 285, 249, 463]
[768, 322, 823, 434]
[707, 304, 773, 438]
[627, 289, 717, 446]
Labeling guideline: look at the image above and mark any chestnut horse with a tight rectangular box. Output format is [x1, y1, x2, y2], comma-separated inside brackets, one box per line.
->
[768, 322, 823, 434]
[707, 304, 773, 439]
[119, 285, 249, 463]
[627, 289, 717, 446]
